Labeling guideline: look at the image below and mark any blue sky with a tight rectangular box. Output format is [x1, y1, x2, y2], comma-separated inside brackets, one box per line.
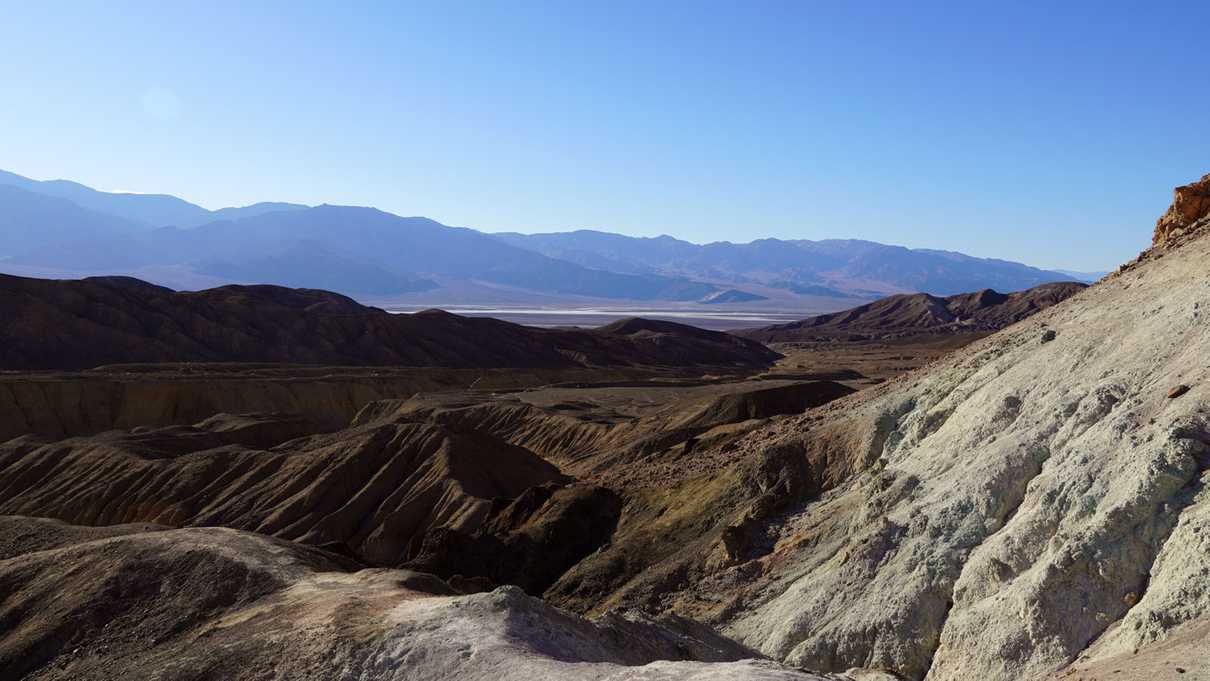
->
[3, 1, 1208, 271]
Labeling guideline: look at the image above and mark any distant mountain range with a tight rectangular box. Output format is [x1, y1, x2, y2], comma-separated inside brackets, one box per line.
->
[0, 169, 307, 229]
[0, 169, 1081, 305]
[494, 230, 1079, 297]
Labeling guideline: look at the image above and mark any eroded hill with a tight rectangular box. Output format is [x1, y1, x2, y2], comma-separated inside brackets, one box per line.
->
[735, 281, 1086, 343]
[0, 274, 778, 370]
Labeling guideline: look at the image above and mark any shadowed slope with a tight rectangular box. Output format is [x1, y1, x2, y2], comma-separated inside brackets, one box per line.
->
[0, 273, 779, 371]
[736, 281, 1086, 342]
[0, 416, 569, 567]
[0, 376, 859, 600]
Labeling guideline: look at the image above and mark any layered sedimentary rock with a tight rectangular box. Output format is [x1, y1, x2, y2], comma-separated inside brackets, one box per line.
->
[0, 364, 657, 442]
[0, 378, 855, 592]
[0, 415, 579, 566]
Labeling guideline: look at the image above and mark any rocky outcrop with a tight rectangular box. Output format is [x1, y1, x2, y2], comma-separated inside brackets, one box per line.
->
[1153, 172, 1210, 248]
[0, 518, 847, 680]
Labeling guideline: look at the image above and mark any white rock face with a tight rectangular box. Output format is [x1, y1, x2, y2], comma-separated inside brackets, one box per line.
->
[725, 232, 1210, 680]
[366, 585, 838, 681]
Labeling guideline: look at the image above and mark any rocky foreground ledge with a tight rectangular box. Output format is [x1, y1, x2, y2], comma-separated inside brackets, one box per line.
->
[0, 517, 897, 681]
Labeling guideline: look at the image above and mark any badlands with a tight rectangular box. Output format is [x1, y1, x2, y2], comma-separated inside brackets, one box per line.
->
[1, 174, 1208, 679]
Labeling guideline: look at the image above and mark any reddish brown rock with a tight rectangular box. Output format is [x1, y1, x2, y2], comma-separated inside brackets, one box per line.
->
[1154, 173, 1210, 248]
[1167, 384, 1190, 399]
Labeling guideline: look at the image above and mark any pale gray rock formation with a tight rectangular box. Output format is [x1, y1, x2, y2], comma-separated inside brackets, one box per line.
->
[0, 519, 851, 681]
[717, 185, 1210, 680]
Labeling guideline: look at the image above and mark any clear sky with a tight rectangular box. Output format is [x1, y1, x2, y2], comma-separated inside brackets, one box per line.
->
[3, 1, 1208, 271]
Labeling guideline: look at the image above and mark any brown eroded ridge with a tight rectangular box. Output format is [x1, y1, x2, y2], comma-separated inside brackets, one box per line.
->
[0, 273, 779, 371]
[734, 281, 1086, 343]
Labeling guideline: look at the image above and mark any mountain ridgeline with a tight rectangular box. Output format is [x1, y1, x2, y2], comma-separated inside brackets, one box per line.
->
[0, 169, 1081, 302]
[493, 229, 1081, 296]
[0, 273, 779, 371]
[735, 281, 1087, 342]
[0, 168, 307, 229]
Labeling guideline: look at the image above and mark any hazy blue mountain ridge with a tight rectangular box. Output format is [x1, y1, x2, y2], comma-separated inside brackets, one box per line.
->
[0, 169, 307, 228]
[0, 185, 144, 257]
[495, 231, 1073, 296]
[1, 168, 1079, 301]
[3, 197, 719, 299]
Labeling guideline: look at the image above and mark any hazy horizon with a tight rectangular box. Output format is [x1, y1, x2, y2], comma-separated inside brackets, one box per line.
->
[0, 165, 1135, 274]
[6, 3, 1210, 270]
